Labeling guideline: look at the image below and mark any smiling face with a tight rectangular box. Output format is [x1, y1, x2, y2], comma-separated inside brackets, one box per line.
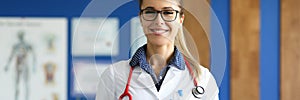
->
[139, 0, 184, 46]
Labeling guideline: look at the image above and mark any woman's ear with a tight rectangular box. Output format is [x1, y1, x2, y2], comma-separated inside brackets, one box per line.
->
[180, 14, 185, 23]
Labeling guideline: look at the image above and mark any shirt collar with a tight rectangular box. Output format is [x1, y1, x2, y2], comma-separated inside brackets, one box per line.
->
[129, 44, 185, 73]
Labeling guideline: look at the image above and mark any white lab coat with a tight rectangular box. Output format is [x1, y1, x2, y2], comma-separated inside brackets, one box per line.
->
[96, 60, 219, 100]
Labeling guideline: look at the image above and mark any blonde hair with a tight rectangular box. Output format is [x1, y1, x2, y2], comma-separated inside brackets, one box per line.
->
[175, 25, 202, 80]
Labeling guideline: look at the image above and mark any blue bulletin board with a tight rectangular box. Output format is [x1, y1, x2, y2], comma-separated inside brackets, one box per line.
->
[0, 0, 231, 100]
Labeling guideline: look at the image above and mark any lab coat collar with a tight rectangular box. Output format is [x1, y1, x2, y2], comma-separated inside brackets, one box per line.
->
[130, 66, 184, 98]
[129, 44, 185, 72]
[131, 64, 182, 87]
[130, 67, 159, 97]
[159, 66, 183, 98]
[131, 67, 155, 88]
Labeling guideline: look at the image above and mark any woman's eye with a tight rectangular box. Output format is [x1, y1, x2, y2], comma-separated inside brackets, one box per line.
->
[163, 11, 174, 15]
[145, 11, 156, 14]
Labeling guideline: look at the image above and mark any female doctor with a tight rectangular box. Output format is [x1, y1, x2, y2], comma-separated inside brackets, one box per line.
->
[96, 0, 219, 99]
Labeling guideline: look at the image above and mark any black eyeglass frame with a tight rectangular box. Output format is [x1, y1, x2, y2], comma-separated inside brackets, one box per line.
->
[140, 8, 181, 22]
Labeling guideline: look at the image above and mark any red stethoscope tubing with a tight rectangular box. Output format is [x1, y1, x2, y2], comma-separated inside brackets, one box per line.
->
[119, 58, 197, 100]
[184, 58, 198, 86]
[118, 66, 134, 100]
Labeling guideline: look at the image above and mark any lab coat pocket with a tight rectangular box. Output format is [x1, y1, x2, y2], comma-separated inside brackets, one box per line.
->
[174, 89, 203, 100]
[169, 90, 184, 100]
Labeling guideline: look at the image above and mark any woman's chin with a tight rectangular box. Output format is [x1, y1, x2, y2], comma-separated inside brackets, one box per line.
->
[146, 34, 174, 45]
[148, 39, 173, 46]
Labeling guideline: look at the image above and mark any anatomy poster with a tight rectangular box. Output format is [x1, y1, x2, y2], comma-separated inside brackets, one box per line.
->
[72, 17, 119, 56]
[0, 17, 67, 100]
[130, 17, 147, 57]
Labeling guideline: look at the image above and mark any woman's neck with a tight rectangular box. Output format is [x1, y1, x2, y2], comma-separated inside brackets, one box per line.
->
[146, 43, 174, 76]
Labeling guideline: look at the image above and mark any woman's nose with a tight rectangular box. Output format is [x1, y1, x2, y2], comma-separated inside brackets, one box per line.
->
[154, 13, 165, 25]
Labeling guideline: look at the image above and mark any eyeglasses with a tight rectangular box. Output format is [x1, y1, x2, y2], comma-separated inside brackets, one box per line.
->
[140, 8, 180, 22]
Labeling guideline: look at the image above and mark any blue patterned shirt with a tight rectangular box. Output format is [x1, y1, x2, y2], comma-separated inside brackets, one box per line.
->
[129, 44, 185, 91]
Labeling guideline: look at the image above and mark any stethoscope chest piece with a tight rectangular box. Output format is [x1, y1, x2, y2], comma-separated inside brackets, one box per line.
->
[192, 86, 205, 99]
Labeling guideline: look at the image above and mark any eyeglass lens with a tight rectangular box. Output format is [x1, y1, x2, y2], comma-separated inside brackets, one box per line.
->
[142, 9, 178, 21]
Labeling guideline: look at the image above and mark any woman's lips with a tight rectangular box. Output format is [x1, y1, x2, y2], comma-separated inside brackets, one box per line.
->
[150, 29, 169, 35]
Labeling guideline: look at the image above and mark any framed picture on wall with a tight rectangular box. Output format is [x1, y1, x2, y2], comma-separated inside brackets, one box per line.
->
[71, 59, 110, 97]
[72, 17, 119, 56]
[0, 17, 68, 100]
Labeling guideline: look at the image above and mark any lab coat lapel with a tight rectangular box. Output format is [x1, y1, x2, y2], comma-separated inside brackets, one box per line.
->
[159, 67, 183, 98]
[136, 71, 154, 88]
[131, 67, 159, 96]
